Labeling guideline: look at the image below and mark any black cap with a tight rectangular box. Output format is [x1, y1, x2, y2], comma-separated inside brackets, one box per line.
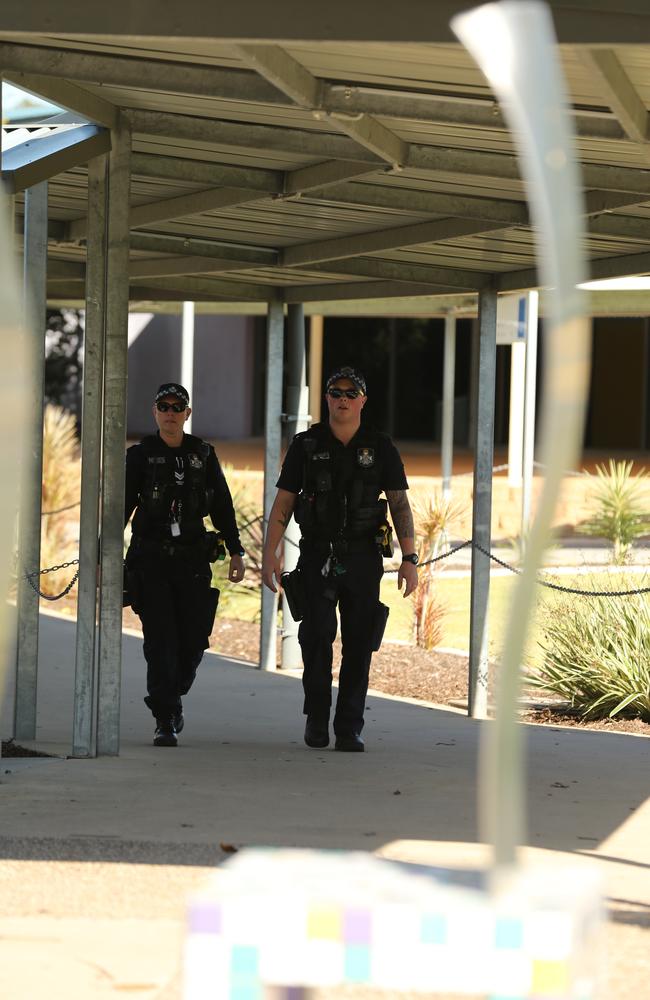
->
[326, 366, 367, 395]
[155, 382, 190, 406]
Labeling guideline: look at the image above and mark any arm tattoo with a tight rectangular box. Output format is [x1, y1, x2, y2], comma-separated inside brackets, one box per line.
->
[386, 490, 414, 540]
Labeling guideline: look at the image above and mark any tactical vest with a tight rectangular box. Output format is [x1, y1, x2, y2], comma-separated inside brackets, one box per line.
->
[132, 434, 213, 539]
[294, 423, 388, 543]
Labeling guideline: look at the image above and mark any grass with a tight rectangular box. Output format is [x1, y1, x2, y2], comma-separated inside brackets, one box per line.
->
[216, 568, 648, 670]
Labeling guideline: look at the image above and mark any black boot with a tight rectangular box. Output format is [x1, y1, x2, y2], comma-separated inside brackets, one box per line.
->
[304, 715, 329, 748]
[153, 719, 178, 747]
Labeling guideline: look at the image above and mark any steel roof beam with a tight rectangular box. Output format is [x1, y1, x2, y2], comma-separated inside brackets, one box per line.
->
[140, 275, 281, 301]
[127, 108, 650, 194]
[1, 3, 650, 44]
[581, 49, 650, 145]
[306, 257, 489, 290]
[128, 109, 382, 164]
[4, 71, 118, 128]
[130, 152, 283, 192]
[129, 232, 277, 264]
[281, 217, 511, 267]
[129, 255, 266, 278]
[2, 124, 111, 193]
[0, 42, 286, 104]
[283, 279, 463, 303]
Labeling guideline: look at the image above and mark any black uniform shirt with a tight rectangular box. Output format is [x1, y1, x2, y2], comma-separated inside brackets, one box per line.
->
[125, 432, 243, 555]
[277, 421, 408, 497]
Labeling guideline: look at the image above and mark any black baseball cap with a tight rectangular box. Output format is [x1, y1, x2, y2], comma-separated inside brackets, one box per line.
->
[326, 366, 367, 395]
[155, 382, 190, 406]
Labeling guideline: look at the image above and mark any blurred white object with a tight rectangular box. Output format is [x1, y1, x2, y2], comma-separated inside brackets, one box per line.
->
[452, 1, 591, 872]
[184, 847, 602, 997]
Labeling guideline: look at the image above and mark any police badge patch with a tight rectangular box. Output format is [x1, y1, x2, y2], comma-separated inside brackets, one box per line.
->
[187, 453, 203, 469]
[357, 447, 375, 467]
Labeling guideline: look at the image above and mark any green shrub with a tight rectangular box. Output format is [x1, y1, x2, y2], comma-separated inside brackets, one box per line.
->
[526, 580, 650, 720]
[579, 459, 650, 565]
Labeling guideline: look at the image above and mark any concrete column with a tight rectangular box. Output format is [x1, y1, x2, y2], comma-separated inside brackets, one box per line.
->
[72, 155, 107, 758]
[282, 304, 308, 670]
[181, 300, 194, 432]
[259, 301, 284, 672]
[468, 287, 497, 719]
[14, 181, 47, 740]
[441, 312, 457, 497]
[308, 315, 323, 424]
[96, 117, 131, 755]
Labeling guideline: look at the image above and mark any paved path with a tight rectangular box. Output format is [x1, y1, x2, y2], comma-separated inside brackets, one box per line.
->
[1, 614, 650, 998]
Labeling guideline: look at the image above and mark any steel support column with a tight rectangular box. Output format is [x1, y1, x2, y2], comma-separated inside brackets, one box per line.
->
[281, 304, 308, 670]
[96, 118, 130, 755]
[72, 155, 107, 757]
[14, 181, 47, 740]
[521, 290, 539, 543]
[441, 312, 457, 497]
[259, 301, 284, 672]
[468, 286, 497, 719]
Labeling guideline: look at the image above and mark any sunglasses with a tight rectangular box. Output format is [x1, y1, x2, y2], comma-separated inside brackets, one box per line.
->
[156, 400, 186, 413]
[327, 388, 363, 399]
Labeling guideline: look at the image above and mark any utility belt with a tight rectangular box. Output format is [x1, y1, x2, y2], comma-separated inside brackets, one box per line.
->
[128, 530, 225, 563]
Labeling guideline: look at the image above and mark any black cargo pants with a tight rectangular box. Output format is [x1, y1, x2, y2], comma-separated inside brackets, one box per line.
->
[128, 544, 218, 721]
[297, 545, 383, 736]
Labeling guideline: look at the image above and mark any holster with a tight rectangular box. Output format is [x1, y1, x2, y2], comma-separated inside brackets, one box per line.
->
[205, 586, 220, 638]
[281, 566, 307, 622]
[370, 601, 390, 651]
[122, 563, 142, 612]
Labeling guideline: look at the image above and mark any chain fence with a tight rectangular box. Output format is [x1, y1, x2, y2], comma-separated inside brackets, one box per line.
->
[24, 522, 650, 602]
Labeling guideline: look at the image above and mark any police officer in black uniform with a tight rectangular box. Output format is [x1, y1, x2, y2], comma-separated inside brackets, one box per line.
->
[124, 382, 245, 747]
[262, 367, 418, 752]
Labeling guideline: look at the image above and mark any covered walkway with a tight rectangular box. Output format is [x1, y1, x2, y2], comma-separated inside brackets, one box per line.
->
[1, 613, 650, 998]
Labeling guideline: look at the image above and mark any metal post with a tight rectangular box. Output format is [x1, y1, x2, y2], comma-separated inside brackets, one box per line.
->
[96, 118, 130, 755]
[72, 156, 107, 758]
[14, 181, 47, 741]
[282, 304, 308, 670]
[468, 286, 497, 719]
[387, 317, 397, 437]
[521, 290, 539, 542]
[308, 315, 323, 425]
[441, 312, 456, 497]
[181, 300, 195, 432]
[508, 339, 526, 488]
[259, 301, 284, 672]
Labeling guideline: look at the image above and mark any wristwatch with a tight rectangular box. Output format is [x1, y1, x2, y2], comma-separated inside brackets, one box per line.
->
[401, 552, 419, 565]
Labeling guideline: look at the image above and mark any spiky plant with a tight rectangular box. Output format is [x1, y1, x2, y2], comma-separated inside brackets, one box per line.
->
[579, 459, 650, 565]
[526, 580, 650, 720]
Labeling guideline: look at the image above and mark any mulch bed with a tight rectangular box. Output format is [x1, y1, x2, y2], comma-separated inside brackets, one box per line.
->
[2, 740, 55, 758]
[49, 603, 650, 738]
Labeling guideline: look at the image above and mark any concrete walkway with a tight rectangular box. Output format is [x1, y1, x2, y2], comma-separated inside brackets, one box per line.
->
[1, 613, 650, 998]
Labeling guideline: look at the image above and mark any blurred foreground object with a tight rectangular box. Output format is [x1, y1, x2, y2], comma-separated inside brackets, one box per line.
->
[184, 848, 602, 998]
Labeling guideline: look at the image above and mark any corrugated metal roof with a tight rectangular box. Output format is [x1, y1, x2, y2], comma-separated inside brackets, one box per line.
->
[3, 27, 650, 312]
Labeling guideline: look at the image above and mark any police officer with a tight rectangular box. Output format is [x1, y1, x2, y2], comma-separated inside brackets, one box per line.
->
[124, 382, 245, 747]
[262, 366, 418, 752]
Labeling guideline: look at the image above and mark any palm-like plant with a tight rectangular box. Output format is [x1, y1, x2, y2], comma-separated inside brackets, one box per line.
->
[579, 460, 650, 564]
[39, 405, 81, 597]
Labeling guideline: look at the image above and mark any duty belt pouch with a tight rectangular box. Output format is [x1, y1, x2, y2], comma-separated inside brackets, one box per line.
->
[371, 601, 390, 652]
[281, 567, 307, 622]
[204, 530, 226, 562]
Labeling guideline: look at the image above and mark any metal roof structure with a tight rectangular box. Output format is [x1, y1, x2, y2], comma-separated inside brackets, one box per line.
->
[3, 4, 650, 314]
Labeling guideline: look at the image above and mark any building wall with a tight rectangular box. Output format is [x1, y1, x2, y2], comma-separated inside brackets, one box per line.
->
[126, 313, 256, 440]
